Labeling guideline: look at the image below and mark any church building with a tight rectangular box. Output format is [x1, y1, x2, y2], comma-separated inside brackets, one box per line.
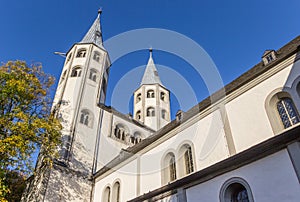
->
[22, 10, 300, 202]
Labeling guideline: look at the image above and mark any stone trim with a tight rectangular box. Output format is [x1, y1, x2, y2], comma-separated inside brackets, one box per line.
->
[219, 177, 254, 202]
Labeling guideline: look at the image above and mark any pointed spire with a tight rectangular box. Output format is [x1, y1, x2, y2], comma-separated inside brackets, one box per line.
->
[80, 9, 104, 48]
[140, 49, 162, 86]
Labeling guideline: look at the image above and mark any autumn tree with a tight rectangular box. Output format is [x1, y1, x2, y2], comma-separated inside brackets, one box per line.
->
[0, 61, 61, 201]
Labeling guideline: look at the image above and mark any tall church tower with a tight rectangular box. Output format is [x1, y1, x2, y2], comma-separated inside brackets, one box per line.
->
[52, 9, 110, 171]
[133, 49, 171, 130]
[22, 10, 111, 202]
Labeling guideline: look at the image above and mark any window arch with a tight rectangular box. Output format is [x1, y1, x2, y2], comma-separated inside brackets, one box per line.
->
[76, 49, 87, 58]
[130, 132, 142, 144]
[146, 107, 155, 117]
[136, 93, 142, 103]
[102, 77, 107, 95]
[66, 52, 72, 63]
[71, 66, 82, 77]
[184, 145, 194, 174]
[161, 109, 167, 120]
[102, 186, 111, 202]
[220, 177, 254, 202]
[89, 68, 98, 82]
[136, 110, 141, 121]
[147, 90, 155, 98]
[59, 70, 67, 84]
[93, 51, 101, 62]
[112, 182, 120, 202]
[79, 109, 93, 128]
[114, 124, 128, 142]
[169, 155, 177, 181]
[160, 92, 166, 101]
[178, 143, 195, 177]
[266, 89, 300, 134]
[161, 152, 177, 184]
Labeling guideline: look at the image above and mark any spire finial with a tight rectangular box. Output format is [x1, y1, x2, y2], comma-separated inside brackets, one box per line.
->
[80, 8, 104, 48]
[98, 8, 102, 16]
[149, 47, 153, 58]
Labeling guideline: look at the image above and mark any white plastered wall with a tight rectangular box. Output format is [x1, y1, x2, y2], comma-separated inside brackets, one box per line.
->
[93, 159, 138, 202]
[186, 149, 300, 202]
[226, 57, 300, 152]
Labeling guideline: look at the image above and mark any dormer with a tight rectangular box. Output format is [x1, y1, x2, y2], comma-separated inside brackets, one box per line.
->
[262, 50, 277, 65]
[176, 110, 184, 122]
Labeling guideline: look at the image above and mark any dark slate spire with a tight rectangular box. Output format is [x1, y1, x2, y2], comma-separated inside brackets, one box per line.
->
[141, 49, 162, 85]
[81, 9, 104, 49]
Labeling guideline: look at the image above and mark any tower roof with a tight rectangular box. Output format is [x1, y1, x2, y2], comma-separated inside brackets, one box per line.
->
[80, 9, 104, 49]
[140, 49, 162, 86]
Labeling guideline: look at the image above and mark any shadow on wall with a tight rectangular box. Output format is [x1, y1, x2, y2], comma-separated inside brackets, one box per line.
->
[44, 164, 92, 201]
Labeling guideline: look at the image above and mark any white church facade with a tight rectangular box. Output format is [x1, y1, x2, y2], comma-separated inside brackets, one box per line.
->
[22, 10, 300, 202]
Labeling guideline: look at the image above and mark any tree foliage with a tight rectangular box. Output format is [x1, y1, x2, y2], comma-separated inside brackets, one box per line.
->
[0, 61, 61, 201]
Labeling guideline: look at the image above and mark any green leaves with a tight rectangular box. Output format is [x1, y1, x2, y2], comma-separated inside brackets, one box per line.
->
[0, 61, 61, 201]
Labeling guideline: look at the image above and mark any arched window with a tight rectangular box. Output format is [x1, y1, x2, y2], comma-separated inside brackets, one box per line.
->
[169, 155, 177, 181]
[93, 51, 101, 62]
[89, 69, 98, 82]
[66, 52, 72, 63]
[160, 92, 165, 101]
[178, 143, 195, 177]
[161, 109, 167, 120]
[76, 49, 87, 58]
[266, 90, 300, 133]
[112, 182, 120, 202]
[277, 97, 299, 128]
[136, 110, 141, 121]
[146, 107, 155, 117]
[79, 109, 93, 128]
[147, 90, 155, 98]
[102, 186, 111, 202]
[114, 124, 127, 142]
[102, 77, 107, 95]
[59, 70, 67, 84]
[136, 93, 142, 103]
[131, 132, 142, 144]
[220, 178, 254, 202]
[162, 152, 177, 184]
[184, 145, 194, 174]
[70, 66, 82, 77]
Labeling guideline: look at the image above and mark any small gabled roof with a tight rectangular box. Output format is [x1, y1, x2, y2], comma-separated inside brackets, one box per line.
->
[140, 49, 163, 86]
[80, 9, 104, 49]
[262, 49, 276, 57]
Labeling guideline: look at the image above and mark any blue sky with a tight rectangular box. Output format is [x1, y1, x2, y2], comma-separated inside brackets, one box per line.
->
[1, 0, 300, 118]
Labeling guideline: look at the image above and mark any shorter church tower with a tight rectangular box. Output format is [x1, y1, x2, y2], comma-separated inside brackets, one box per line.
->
[133, 49, 171, 131]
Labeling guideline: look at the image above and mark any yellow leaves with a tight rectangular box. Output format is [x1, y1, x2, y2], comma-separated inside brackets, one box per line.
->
[0, 60, 61, 171]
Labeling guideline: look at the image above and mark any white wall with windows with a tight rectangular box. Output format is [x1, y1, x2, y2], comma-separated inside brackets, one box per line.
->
[94, 52, 300, 202]
[133, 83, 171, 131]
[139, 109, 228, 193]
[93, 160, 139, 202]
[94, 109, 229, 200]
[186, 149, 300, 202]
[96, 109, 153, 172]
[226, 56, 300, 152]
